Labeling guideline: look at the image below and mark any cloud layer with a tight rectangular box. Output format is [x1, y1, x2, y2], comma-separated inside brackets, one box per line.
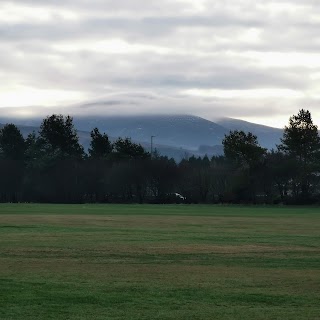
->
[1, 0, 320, 127]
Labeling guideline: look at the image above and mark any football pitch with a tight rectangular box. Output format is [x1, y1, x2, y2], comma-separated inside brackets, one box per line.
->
[0, 204, 319, 319]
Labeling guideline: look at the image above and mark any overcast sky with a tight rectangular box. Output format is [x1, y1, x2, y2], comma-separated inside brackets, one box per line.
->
[1, 0, 320, 127]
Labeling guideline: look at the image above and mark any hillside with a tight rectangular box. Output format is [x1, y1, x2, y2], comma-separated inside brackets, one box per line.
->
[72, 115, 227, 150]
[215, 118, 283, 149]
[72, 115, 283, 150]
[0, 114, 284, 159]
[0, 121, 207, 161]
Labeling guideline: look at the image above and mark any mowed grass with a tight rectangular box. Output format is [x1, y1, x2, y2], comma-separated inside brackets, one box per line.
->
[0, 204, 319, 320]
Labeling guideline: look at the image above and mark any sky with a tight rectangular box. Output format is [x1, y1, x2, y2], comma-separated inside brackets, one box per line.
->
[1, 0, 320, 128]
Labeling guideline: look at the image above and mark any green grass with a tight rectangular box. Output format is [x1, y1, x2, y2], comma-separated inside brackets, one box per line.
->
[0, 204, 319, 319]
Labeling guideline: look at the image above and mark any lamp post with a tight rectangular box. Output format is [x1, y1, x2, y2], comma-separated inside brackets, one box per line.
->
[151, 135, 155, 159]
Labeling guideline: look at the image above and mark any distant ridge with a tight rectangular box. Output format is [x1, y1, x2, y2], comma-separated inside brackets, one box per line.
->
[215, 117, 283, 149]
[72, 114, 227, 150]
[0, 114, 283, 159]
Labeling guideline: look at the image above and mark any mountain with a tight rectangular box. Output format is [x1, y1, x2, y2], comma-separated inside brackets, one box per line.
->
[72, 115, 227, 150]
[71, 115, 282, 150]
[215, 118, 283, 149]
[0, 121, 205, 161]
[0, 122, 39, 136]
[0, 114, 283, 159]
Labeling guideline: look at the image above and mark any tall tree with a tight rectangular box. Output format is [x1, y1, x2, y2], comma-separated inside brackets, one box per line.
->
[266, 150, 296, 203]
[0, 124, 25, 202]
[88, 128, 112, 158]
[0, 124, 25, 160]
[278, 109, 320, 201]
[38, 114, 84, 159]
[222, 130, 266, 167]
[35, 115, 84, 202]
[279, 109, 320, 162]
[112, 138, 149, 160]
[149, 155, 178, 202]
[222, 131, 266, 202]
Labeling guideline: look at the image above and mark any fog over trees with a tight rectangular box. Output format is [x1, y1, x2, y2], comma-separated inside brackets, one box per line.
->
[0, 109, 319, 204]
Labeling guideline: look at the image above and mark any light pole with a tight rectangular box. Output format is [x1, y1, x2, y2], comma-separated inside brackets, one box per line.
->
[151, 135, 155, 159]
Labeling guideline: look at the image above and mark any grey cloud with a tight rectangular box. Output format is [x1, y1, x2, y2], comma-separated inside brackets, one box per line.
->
[1, 0, 320, 125]
[2, 19, 320, 54]
[0, 40, 312, 94]
[0, 15, 264, 42]
[0, 91, 319, 129]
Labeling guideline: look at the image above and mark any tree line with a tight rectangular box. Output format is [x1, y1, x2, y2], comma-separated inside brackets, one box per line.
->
[0, 109, 319, 204]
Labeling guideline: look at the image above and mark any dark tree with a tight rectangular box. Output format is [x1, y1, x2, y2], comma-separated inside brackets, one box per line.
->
[30, 115, 85, 202]
[266, 150, 297, 203]
[88, 128, 112, 158]
[279, 109, 320, 162]
[0, 124, 25, 202]
[149, 155, 178, 202]
[24, 132, 43, 164]
[222, 130, 266, 167]
[84, 128, 113, 202]
[278, 109, 320, 201]
[0, 124, 25, 160]
[222, 131, 266, 203]
[210, 156, 232, 203]
[179, 156, 211, 203]
[112, 137, 149, 160]
[38, 114, 84, 159]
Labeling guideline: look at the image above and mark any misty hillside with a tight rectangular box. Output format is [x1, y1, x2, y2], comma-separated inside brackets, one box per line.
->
[71, 115, 282, 150]
[0, 122, 39, 137]
[72, 115, 227, 150]
[0, 114, 283, 159]
[216, 118, 283, 149]
[0, 121, 207, 162]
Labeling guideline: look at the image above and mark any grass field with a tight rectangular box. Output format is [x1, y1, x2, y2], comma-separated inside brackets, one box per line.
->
[0, 204, 319, 319]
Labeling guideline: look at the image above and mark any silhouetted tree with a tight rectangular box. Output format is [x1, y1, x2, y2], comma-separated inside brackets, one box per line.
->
[38, 114, 84, 159]
[30, 115, 85, 202]
[279, 109, 320, 160]
[0, 124, 25, 202]
[149, 155, 178, 202]
[89, 128, 112, 158]
[278, 109, 320, 202]
[0, 124, 25, 160]
[210, 156, 232, 203]
[222, 131, 266, 202]
[112, 137, 149, 160]
[266, 150, 296, 203]
[223, 130, 266, 167]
